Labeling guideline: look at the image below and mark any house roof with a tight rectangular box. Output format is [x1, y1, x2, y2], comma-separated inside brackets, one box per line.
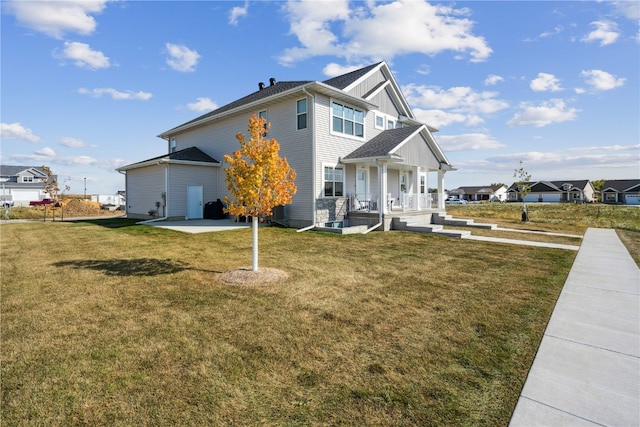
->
[451, 185, 505, 195]
[117, 147, 219, 172]
[507, 180, 591, 192]
[322, 62, 383, 90]
[343, 126, 422, 160]
[602, 179, 640, 193]
[0, 165, 47, 177]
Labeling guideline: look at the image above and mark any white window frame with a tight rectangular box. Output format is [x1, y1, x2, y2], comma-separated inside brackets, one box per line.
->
[323, 164, 344, 197]
[331, 100, 364, 139]
[22, 176, 34, 183]
[375, 114, 384, 130]
[296, 98, 307, 130]
[170, 137, 177, 153]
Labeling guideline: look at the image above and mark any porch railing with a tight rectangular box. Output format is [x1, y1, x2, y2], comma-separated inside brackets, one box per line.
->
[400, 193, 433, 211]
[350, 194, 378, 212]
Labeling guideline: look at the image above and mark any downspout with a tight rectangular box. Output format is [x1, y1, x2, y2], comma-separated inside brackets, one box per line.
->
[302, 86, 317, 230]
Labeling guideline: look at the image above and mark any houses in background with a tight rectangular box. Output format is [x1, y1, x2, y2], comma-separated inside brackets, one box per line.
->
[0, 165, 53, 207]
[601, 179, 640, 205]
[451, 179, 639, 205]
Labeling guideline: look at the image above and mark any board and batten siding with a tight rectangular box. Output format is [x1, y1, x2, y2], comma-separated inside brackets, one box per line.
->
[125, 164, 166, 218]
[394, 133, 441, 169]
[344, 68, 387, 99]
[167, 95, 314, 223]
[368, 88, 402, 118]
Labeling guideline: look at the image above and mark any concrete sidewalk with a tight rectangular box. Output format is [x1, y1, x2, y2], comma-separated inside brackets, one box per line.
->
[510, 228, 640, 426]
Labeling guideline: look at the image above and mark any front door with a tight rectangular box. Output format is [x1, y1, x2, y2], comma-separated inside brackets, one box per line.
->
[186, 185, 203, 220]
[356, 168, 367, 199]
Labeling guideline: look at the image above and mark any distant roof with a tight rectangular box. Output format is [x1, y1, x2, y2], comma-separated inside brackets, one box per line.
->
[507, 180, 592, 192]
[343, 125, 422, 160]
[602, 179, 640, 192]
[451, 184, 505, 194]
[0, 165, 46, 177]
[118, 147, 219, 171]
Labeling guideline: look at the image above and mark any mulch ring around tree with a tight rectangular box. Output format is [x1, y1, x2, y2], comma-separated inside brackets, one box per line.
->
[219, 267, 289, 286]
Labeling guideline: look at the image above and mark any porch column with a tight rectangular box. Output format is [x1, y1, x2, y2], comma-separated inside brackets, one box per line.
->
[414, 167, 421, 211]
[378, 160, 388, 216]
[438, 170, 446, 210]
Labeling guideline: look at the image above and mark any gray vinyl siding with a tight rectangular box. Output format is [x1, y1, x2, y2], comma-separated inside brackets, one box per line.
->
[167, 96, 314, 222]
[394, 134, 441, 169]
[166, 164, 218, 218]
[125, 164, 166, 218]
[344, 69, 387, 98]
[369, 88, 402, 117]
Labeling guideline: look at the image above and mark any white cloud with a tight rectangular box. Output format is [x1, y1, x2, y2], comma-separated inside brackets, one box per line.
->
[507, 99, 579, 127]
[229, 1, 249, 25]
[581, 20, 619, 46]
[165, 43, 201, 72]
[530, 72, 563, 92]
[78, 87, 152, 100]
[580, 69, 625, 91]
[279, 0, 492, 65]
[186, 97, 218, 112]
[56, 41, 110, 70]
[60, 137, 86, 148]
[484, 74, 503, 86]
[5, 0, 108, 39]
[323, 62, 364, 77]
[610, 1, 640, 20]
[404, 84, 508, 128]
[36, 147, 56, 157]
[437, 133, 505, 151]
[538, 25, 564, 39]
[0, 122, 41, 142]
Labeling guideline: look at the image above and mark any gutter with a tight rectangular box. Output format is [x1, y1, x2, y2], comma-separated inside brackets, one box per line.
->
[362, 222, 382, 234]
[302, 85, 317, 229]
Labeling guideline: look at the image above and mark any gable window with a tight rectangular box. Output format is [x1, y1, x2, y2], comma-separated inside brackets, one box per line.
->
[22, 176, 34, 183]
[332, 101, 364, 137]
[296, 98, 307, 130]
[375, 114, 384, 129]
[324, 166, 344, 197]
[387, 119, 395, 129]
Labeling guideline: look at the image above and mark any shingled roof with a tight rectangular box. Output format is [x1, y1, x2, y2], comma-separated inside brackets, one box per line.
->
[343, 125, 422, 160]
[602, 179, 640, 192]
[322, 62, 382, 90]
[119, 147, 219, 171]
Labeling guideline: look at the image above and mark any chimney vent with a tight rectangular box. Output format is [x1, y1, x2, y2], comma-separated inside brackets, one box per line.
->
[258, 82, 265, 90]
[269, 77, 276, 86]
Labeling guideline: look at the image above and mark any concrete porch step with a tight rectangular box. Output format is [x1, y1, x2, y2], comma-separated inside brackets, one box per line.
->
[433, 213, 497, 230]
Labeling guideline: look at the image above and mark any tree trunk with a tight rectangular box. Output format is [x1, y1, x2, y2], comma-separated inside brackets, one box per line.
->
[252, 216, 259, 272]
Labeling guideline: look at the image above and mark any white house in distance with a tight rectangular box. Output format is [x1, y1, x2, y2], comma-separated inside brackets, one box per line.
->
[0, 165, 54, 206]
[449, 184, 507, 202]
[507, 180, 596, 203]
[118, 62, 455, 231]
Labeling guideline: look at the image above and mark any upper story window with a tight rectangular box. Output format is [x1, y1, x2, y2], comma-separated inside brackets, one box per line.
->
[297, 98, 307, 130]
[332, 101, 364, 137]
[22, 176, 34, 183]
[170, 137, 177, 153]
[375, 114, 384, 129]
[324, 166, 344, 197]
[387, 119, 395, 129]
[258, 110, 268, 134]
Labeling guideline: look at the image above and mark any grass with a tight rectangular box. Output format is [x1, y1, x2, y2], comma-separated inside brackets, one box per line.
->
[1, 218, 576, 426]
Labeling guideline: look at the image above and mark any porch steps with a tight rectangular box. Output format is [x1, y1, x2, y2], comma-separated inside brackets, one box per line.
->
[433, 213, 497, 230]
[393, 216, 471, 238]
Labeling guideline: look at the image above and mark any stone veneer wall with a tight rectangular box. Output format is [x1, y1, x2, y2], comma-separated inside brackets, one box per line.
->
[316, 197, 348, 224]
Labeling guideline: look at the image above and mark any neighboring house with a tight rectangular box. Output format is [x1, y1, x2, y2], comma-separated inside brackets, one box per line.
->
[449, 184, 507, 202]
[0, 165, 54, 207]
[507, 180, 596, 203]
[601, 179, 640, 205]
[118, 61, 455, 230]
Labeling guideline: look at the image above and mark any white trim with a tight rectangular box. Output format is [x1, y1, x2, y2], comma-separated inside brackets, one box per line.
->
[321, 163, 345, 198]
[329, 99, 365, 140]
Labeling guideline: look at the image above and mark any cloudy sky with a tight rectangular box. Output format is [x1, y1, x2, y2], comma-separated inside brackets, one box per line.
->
[1, 0, 638, 194]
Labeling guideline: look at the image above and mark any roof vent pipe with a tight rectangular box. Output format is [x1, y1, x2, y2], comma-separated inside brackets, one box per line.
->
[258, 82, 265, 90]
[269, 77, 276, 86]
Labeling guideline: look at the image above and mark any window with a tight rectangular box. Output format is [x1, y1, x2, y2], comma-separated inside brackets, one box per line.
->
[332, 102, 364, 137]
[387, 119, 395, 129]
[22, 176, 33, 183]
[375, 114, 384, 129]
[324, 166, 344, 197]
[296, 98, 307, 130]
[420, 175, 426, 194]
[258, 110, 268, 133]
[170, 137, 177, 153]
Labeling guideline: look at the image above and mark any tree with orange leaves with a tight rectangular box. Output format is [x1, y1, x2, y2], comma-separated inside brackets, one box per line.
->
[224, 114, 297, 272]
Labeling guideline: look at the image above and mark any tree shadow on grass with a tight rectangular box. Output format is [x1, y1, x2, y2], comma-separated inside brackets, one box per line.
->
[53, 258, 220, 277]
[65, 217, 139, 229]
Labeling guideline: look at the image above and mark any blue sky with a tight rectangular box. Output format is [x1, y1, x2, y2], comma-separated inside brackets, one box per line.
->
[1, 0, 638, 195]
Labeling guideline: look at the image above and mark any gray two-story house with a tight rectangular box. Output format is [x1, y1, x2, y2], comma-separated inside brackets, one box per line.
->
[117, 61, 454, 230]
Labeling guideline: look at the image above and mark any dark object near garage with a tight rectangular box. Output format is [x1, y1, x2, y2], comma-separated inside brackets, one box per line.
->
[204, 199, 226, 220]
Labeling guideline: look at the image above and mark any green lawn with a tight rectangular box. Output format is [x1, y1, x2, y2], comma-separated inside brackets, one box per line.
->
[1, 218, 577, 425]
